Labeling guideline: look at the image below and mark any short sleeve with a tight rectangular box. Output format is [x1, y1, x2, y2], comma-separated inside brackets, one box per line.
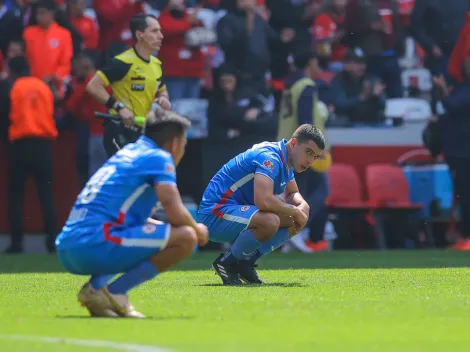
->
[157, 65, 167, 94]
[253, 152, 281, 182]
[143, 152, 177, 186]
[97, 59, 131, 86]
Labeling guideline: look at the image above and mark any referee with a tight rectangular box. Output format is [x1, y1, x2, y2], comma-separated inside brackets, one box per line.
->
[86, 13, 171, 157]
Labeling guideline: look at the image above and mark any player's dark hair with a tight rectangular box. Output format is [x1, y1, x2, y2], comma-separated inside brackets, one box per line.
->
[292, 50, 317, 71]
[9, 56, 30, 77]
[36, 0, 57, 11]
[144, 109, 191, 146]
[130, 13, 157, 41]
[292, 124, 326, 150]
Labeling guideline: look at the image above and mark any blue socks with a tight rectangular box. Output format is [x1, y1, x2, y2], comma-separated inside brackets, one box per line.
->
[248, 228, 290, 264]
[90, 274, 115, 291]
[221, 229, 261, 264]
[107, 261, 160, 295]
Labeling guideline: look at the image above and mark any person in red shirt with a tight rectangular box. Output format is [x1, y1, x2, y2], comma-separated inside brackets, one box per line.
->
[93, 0, 145, 52]
[158, 0, 205, 100]
[66, 0, 99, 50]
[66, 53, 108, 180]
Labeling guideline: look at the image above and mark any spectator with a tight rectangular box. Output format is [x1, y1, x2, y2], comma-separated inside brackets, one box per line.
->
[267, 0, 317, 97]
[93, 0, 146, 52]
[158, 0, 205, 100]
[66, 0, 99, 50]
[0, 39, 25, 77]
[217, 0, 281, 92]
[0, 0, 23, 56]
[278, 50, 329, 252]
[4, 56, 58, 254]
[313, 0, 348, 72]
[344, 0, 404, 98]
[23, 0, 73, 97]
[330, 49, 386, 125]
[208, 63, 276, 139]
[410, 0, 470, 76]
[434, 55, 470, 250]
[65, 53, 108, 184]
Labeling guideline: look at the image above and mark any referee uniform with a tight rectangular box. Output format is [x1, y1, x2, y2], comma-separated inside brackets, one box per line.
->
[96, 47, 166, 156]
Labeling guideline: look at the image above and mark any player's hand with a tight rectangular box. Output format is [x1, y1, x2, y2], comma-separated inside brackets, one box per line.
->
[156, 96, 172, 110]
[293, 207, 308, 230]
[119, 107, 134, 126]
[195, 223, 209, 246]
[296, 202, 310, 219]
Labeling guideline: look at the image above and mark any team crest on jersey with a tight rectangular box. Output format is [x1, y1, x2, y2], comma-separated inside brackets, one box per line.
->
[263, 160, 274, 170]
[240, 205, 251, 212]
[142, 223, 157, 234]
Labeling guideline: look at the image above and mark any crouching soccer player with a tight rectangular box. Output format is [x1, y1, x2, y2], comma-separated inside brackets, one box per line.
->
[56, 109, 208, 318]
[198, 124, 326, 285]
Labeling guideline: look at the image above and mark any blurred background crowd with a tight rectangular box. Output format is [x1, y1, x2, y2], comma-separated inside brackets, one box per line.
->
[2, 0, 470, 253]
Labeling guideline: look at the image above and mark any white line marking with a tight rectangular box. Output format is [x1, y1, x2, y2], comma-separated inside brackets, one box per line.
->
[0, 335, 172, 352]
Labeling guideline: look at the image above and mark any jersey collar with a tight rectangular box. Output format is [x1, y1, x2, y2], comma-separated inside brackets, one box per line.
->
[137, 135, 158, 148]
[133, 47, 150, 64]
[278, 139, 289, 168]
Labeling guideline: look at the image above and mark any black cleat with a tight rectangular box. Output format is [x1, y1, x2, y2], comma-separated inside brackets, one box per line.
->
[237, 260, 265, 284]
[212, 253, 243, 285]
[4, 244, 23, 254]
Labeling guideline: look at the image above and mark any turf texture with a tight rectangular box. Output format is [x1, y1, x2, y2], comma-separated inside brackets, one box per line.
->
[0, 251, 469, 351]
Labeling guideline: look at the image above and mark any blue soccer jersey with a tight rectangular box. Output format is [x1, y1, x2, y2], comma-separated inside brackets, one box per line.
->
[56, 136, 176, 250]
[199, 139, 295, 214]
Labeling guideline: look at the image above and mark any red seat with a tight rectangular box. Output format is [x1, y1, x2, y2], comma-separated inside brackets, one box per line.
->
[365, 164, 423, 210]
[326, 164, 370, 210]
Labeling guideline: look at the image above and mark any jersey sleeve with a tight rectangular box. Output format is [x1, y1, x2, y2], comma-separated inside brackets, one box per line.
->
[143, 152, 177, 186]
[96, 58, 131, 86]
[253, 152, 281, 183]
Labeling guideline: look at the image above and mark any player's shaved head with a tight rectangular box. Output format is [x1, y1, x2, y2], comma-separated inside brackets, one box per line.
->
[292, 124, 326, 150]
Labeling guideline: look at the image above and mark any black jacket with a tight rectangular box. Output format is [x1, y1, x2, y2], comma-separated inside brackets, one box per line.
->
[0, 8, 23, 56]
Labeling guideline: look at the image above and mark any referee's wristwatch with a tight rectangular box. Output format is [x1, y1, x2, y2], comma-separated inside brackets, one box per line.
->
[114, 102, 125, 112]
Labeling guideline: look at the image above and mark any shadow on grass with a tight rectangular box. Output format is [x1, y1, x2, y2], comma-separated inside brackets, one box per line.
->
[199, 282, 304, 288]
[1, 251, 470, 273]
[56, 315, 194, 321]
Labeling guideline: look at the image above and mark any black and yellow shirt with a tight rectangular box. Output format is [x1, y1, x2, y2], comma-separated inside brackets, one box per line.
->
[97, 47, 166, 117]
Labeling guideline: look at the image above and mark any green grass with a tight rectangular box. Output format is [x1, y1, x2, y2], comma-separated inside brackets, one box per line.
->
[1, 251, 470, 351]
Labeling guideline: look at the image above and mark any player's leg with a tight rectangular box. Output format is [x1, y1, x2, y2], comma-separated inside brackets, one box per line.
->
[200, 204, 280, 285]
[101, 223, 197, 318]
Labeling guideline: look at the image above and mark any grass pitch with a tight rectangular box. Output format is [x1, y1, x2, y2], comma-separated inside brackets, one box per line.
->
[0, 251, 469, 352]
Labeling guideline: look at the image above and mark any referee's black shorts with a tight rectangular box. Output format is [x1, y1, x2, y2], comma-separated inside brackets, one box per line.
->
[103, 120, 142, 157]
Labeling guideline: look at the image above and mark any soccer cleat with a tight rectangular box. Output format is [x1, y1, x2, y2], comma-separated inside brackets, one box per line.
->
[237, 260, 264, 284]
[77, 282, 118, 318]
[289, 230, 313, 253]
[101, 287, 146, 318]
[212, 253, 243, 285]
[305, 240, 329, 252]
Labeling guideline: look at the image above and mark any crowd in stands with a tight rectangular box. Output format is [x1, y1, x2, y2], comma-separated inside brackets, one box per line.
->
[3, 0, 470, 252]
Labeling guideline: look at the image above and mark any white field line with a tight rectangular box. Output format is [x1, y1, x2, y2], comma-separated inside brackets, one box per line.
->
[0, 334, 172, 352]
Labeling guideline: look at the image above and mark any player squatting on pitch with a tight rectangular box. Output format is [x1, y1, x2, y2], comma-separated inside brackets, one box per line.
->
[56, 109, 209, 318]
[198, 124, 326, 285]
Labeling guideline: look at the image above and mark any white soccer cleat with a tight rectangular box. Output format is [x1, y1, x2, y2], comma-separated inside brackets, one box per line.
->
[102, 287, 146, 319]
[77, 282, 119, 318]
[289, 228, 313, 253]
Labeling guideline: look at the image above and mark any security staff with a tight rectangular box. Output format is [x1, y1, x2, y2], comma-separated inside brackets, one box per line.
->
[86, 13, 171, 157]
[278, 50, 330, 252]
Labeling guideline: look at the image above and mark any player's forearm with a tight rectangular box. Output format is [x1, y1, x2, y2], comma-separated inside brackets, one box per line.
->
[255, 194, 297, 217]
[164, 203, 199, 231]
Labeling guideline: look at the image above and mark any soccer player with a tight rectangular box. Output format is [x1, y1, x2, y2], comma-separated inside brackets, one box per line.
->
[86, 13, 171, 157]
[198, 124, 326, 285]
[56, 109, 208, 318]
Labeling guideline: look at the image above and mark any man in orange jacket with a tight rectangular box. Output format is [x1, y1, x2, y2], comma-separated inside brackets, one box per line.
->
[5, 56, 58, 254]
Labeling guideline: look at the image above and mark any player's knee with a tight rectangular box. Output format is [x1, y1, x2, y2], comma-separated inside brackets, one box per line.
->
[254, 212, 280, 238]
[179, 226, 198, 254]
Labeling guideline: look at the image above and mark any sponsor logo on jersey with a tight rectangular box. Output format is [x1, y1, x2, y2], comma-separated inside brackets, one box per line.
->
[142, 223, 157, 234]
[131, 83, 145, 91]
[165, 162, 175, 175]
[240, 205, 251, 212]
